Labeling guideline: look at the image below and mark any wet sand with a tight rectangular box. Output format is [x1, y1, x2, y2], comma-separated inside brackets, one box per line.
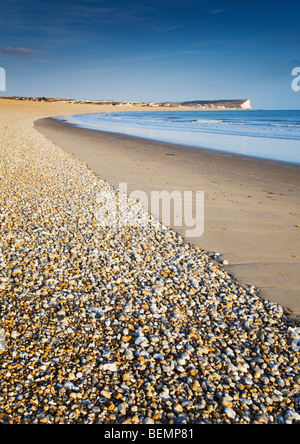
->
[35, 116, 300, 322]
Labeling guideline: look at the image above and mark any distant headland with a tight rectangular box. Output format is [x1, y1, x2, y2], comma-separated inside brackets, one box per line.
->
[163, 99, 252, 109]
[1, 96, 251, 110]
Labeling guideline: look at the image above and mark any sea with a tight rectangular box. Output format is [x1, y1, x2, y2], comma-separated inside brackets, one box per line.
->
[56, 110, 300, 164]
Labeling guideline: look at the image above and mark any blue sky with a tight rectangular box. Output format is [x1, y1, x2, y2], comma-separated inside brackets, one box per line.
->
[0, 0, 300, 108]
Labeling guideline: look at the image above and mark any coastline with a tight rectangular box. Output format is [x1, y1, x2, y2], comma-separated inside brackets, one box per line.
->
[35, 116, 300, 322]
[1, 99, 300, 425]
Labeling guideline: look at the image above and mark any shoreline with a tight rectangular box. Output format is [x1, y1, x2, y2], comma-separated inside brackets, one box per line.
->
[35, 116, 300, 322]
[53, 114, 300, 167]
[56, 111, 300, 166]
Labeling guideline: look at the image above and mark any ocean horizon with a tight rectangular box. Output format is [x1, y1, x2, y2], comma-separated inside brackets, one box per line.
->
[56, 110, 300, 165]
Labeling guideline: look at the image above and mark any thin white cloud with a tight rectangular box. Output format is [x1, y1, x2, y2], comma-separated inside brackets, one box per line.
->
[153, 23, 188, 33]
[2, 46, 34, 55]
[77, 49, 209, 74]
[210, 8, 227, 14]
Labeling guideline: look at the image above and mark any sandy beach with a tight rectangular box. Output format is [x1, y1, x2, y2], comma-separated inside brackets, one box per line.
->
[0, 99, 299, 424]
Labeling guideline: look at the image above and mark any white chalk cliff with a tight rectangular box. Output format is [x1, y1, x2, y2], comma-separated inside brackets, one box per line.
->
[240, 99, 251, 109]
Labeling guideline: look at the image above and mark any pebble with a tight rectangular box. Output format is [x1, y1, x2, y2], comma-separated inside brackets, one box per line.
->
[103, 363, 118, 373]
[0, 113, 299, 424]
[224, 407, 236, 420]
[101, 390, 111, 399]
[174, 404, 184, 413]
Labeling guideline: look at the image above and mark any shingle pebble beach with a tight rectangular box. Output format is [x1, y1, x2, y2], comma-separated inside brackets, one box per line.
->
[0, 111, 299, 424]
